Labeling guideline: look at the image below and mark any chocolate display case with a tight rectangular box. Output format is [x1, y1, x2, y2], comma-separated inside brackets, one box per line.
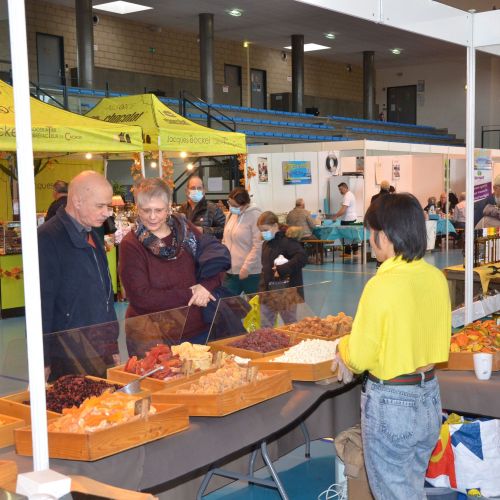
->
[0, 222, 21, 255]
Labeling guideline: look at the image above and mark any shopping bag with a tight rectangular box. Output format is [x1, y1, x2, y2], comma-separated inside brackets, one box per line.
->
[426, 413, 500, 498]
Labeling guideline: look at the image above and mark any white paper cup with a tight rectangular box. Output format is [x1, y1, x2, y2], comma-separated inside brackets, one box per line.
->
[473, 353, 493, 380]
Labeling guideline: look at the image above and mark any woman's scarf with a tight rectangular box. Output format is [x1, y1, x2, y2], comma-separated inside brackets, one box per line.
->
[135, 213, 198, 260]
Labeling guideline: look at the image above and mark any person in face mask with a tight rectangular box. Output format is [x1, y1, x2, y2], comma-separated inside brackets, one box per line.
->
[257, 211, 308, 327]
[222, 187, 263, 294]
[177, 176, 226, 239]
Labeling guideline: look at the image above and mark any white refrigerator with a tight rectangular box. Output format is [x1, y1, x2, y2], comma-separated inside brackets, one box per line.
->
[328, 175, 365, 221]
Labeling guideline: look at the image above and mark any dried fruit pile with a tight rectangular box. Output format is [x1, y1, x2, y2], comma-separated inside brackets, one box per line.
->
[229, 328, 291, 353]
[283, 313, 352, 339]
[44, 375, 120, 414]
[171, 342, 213, 371]
[450, 320, 500, 353]
[176, 360, 264, 395]
[48, 392, 156, 433]
[124, 344, 183, 380]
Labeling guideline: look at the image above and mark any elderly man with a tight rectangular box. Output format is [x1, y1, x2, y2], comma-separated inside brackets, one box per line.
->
[45, 180, 68, 221]
[474, 175, 500, 226]
[452, 192, 466, 230]
[177, 176, 226, 239]
[38, 171, 118, 380]
[286, 198, 317, 239]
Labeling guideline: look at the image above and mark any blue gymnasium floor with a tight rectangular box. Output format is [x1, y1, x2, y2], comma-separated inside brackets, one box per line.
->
[0, 249, 465, 499]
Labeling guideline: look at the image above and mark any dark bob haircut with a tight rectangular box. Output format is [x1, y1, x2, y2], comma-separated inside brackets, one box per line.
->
[228, 187, 251, 206]
[364, 193, 426, 262]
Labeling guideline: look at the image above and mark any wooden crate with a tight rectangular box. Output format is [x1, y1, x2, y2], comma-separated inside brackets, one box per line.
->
[0, 460, 17, 490]
[0, 414, 24, 448]
[0, 391, 60, 423]
[208, 333, 295, 359]
[0, 376, 146, 421]
[438, 350, 500, 371]
[250, 355, 335, 381]
[152, 370, 292, 416]
[15, 403, 189, 461]
[107, 364, 218, 392]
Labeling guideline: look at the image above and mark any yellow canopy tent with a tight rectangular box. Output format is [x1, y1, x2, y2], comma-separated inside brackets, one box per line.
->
[86, 93, 246, 156]
[0, 79, 143, 154]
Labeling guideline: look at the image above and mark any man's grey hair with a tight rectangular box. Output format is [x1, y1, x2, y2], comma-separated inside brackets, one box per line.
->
[295, 198, 304, 207]
[53, 180, 68, 194]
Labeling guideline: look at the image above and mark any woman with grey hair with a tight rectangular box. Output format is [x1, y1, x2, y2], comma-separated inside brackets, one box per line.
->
[119, 178, 224, 355]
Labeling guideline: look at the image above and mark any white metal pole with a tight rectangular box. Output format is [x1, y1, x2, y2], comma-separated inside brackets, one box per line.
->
[465, 35, 476, 324]
[445, 157, 450, 255]
[7, 0, 49, 471]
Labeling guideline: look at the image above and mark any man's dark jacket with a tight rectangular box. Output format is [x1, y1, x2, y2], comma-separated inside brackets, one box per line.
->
[178, 197, 226, 239]
[45, 195, 67, 221]
[38, 207, 118, 378]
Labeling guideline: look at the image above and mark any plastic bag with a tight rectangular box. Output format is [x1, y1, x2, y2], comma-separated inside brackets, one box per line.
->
[426, 413, 500, 498]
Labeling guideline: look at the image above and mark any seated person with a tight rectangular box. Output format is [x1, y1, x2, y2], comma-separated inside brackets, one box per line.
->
[452, 192, 466, 230]
[423, 196, 437, 213]
[285, 198, 317, 239]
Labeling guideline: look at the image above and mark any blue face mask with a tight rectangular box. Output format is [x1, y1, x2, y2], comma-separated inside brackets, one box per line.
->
[229, 206, 241, 215]
[261, 230, 275, 241]
[189, 190, 203, 203]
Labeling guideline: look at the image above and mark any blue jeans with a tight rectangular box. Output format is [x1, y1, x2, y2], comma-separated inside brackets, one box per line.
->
[361, 377, 442, 500]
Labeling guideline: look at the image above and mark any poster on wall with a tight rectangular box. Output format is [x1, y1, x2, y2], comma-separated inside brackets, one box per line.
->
[392, 159, 401, 180]
[282, 160, 312, 185]
[474, 150, 493, 202]
[257, 156, 268, 183]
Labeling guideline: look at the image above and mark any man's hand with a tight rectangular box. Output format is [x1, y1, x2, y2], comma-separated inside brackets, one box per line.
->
[189, 284, 216, 307]
[239, 268, 249, 280]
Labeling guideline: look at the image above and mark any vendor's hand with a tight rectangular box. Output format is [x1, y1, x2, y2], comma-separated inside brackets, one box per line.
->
[239, 268, 249, 280]
[189, 284, 216, 307]
[331, 352, 353, 384]
[112, 353, 121, 366]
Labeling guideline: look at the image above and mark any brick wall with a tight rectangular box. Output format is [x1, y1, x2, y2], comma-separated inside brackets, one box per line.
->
[25, 0, 362, 107]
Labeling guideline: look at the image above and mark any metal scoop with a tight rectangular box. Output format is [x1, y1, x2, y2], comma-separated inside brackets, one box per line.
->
[117, 365, 163, 394]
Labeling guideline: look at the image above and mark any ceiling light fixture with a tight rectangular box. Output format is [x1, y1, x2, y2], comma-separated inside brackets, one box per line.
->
[93, 1, 152, 15]
[243, 41, 250, 48]
[390, 48, 402, 55]
[226, 8, 243, 17]
[186, 163, 194, 171]
[283, 43, 330, 52]
[150, 161, 157, 168]
[85, 153, 93, 159]
[180, 151, 188, 159]
[324, 33, 336, 40]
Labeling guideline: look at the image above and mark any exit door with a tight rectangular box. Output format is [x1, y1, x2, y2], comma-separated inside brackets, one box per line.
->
[224, 64, 242, 106]
[386, 85, 417, 124]
[250, 68, 267, 109]
[36, 33, 65, 85]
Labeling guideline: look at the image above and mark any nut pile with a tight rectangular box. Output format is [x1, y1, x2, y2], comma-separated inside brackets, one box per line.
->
[272, 339, 337, 364]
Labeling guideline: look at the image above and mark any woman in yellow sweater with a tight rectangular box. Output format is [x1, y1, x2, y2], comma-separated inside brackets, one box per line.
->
[336, 193, 451, 500]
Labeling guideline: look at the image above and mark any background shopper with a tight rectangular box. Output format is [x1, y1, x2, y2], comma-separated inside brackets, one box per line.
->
[333, 182, 358, 257]
[223, 187, 262, 295]
[335, 193, 451, 500]
[257, 211, 307, 326]
[177, 175, 226, 239]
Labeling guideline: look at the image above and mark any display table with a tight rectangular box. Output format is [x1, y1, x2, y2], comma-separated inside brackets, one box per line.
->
[438, 370, 500, 418]
[0, 380, 361, 496]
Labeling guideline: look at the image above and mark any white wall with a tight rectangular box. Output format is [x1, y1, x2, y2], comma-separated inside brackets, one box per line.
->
[376, 52, 500, 145]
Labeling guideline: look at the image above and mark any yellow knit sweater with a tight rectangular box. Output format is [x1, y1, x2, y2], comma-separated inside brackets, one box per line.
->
[338, 256, 451, 380]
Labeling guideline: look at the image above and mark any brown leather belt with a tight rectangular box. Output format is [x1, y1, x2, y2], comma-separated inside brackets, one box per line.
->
[367, 369, 435, 386]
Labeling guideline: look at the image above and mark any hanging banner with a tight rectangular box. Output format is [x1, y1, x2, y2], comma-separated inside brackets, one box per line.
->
[474, 150, 493, 202]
